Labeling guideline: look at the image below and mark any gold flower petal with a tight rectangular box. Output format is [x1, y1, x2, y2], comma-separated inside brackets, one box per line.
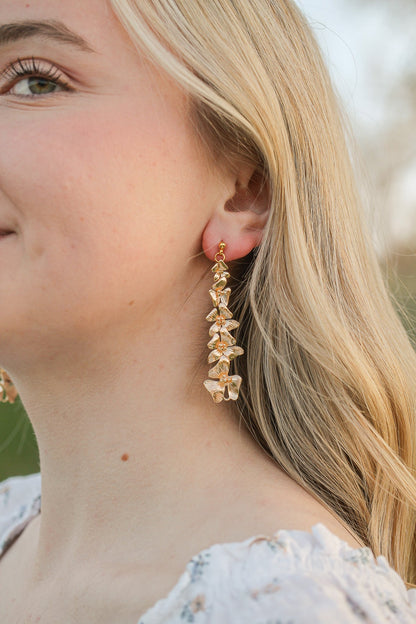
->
[226, 375, 242, 401]
[208, 349, 231, 364]
[208, 313, 237, 337]
[218, 288, 231, 306]
[218, 303, 232, 319]
[211, 260, 228, 273]
[208, 334, 221, 349]
[203, 379, 225, 403]
[219, 328, 236, 345]
[0, 371, 17, 404]
[209, 287, 231, 308]
[212, 275, 228, 291]
[209, 288, 218, 307]
[208, 357, 230, 378]
[213, 270, 230, 282]
[223, 319, 240, 332]
[206, 307, 219, 322]
[207, 333, 221, 349]
[225, 345, 244, 360]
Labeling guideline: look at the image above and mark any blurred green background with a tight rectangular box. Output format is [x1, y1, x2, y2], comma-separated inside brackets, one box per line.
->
[0, 398, 39, 481]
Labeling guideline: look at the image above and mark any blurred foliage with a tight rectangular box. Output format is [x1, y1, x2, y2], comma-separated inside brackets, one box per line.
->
[0, 398, 39, 482]
[384, 251, 416, 347]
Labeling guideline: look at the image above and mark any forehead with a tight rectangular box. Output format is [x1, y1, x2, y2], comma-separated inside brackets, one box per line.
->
[0, 0, 139, 57]
[0, 0, 189, 110]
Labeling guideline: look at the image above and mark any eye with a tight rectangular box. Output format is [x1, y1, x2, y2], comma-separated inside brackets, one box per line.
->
[11, 75, 69, 97]
[1, 57, 73, 98]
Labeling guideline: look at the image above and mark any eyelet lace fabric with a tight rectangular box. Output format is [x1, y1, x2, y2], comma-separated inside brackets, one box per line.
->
[1, 473, 416, 623]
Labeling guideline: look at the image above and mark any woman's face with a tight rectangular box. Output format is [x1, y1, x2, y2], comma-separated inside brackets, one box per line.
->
[0, 0, 225, 364]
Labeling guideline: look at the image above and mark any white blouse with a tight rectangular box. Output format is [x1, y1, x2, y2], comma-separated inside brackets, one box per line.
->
[1, 473, 416, 623]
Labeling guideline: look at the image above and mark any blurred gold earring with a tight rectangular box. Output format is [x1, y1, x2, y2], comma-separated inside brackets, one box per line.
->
[203, 241, 244, 403]
[0, 368, 18, 404]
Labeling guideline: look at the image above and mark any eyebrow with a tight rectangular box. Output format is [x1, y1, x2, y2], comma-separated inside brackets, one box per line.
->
[0, 19, 96, 53]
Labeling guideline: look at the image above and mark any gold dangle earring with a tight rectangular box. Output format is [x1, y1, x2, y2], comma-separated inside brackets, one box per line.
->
[203, 241, 244, 403]
[0, 368, 18, 404]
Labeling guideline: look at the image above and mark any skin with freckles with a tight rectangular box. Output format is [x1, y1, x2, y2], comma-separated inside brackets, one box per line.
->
[0, 0, 231, 370]
[0, 1, 361, 622]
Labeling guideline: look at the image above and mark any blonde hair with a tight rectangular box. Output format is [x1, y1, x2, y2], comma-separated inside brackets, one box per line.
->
[109, 0, 416, 584]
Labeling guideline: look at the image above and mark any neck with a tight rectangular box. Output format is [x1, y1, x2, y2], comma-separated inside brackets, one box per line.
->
[12, 281, 272, 581]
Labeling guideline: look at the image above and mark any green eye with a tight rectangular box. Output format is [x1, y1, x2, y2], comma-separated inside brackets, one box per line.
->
[1, 57, 72, 98]
[18, 76, 63, 96]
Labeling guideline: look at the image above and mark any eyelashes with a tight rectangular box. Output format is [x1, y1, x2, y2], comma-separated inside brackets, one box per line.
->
[0, 56, 73, 97]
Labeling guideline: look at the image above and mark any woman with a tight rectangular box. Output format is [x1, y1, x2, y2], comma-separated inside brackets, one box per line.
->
[0, 0, 415, 621]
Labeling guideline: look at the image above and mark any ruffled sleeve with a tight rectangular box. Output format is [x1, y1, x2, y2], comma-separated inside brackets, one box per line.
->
[0, 472, 41, 557]
[139, 524, 416, 624]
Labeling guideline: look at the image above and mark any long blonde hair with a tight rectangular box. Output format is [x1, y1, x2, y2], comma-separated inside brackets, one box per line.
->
[109, 0, 416, 584]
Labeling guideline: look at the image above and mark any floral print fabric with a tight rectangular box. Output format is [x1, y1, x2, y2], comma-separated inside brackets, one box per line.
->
[1, 473, 416, 623]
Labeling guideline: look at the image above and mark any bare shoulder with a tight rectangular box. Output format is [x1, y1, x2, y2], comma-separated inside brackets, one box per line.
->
[239, 456, 363, 550]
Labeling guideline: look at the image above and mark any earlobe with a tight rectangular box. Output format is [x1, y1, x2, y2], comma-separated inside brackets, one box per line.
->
[202, 168, 270, 262]
[202, 221, 264, 262]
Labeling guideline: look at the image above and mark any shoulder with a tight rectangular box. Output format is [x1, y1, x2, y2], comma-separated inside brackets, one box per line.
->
[0, 472, 41, 557]
[140, 524, 416, 623]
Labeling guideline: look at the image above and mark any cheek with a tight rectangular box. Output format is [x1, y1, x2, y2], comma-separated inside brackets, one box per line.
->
[0, 103, 209, 334]
[11, 104, 197, 228]
[1, 103, 186, 225]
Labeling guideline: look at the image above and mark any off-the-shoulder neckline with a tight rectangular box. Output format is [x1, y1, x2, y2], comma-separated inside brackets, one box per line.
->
[0, 475, 377, 623]
[137, 522, 374, 622]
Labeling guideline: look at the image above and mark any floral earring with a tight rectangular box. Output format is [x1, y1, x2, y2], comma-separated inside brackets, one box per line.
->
[0, 368, 18, 404]
[203, 241, 244, 403]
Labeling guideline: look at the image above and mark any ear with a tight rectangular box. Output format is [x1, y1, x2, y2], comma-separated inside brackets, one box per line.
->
[202, 165, 270, 262]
